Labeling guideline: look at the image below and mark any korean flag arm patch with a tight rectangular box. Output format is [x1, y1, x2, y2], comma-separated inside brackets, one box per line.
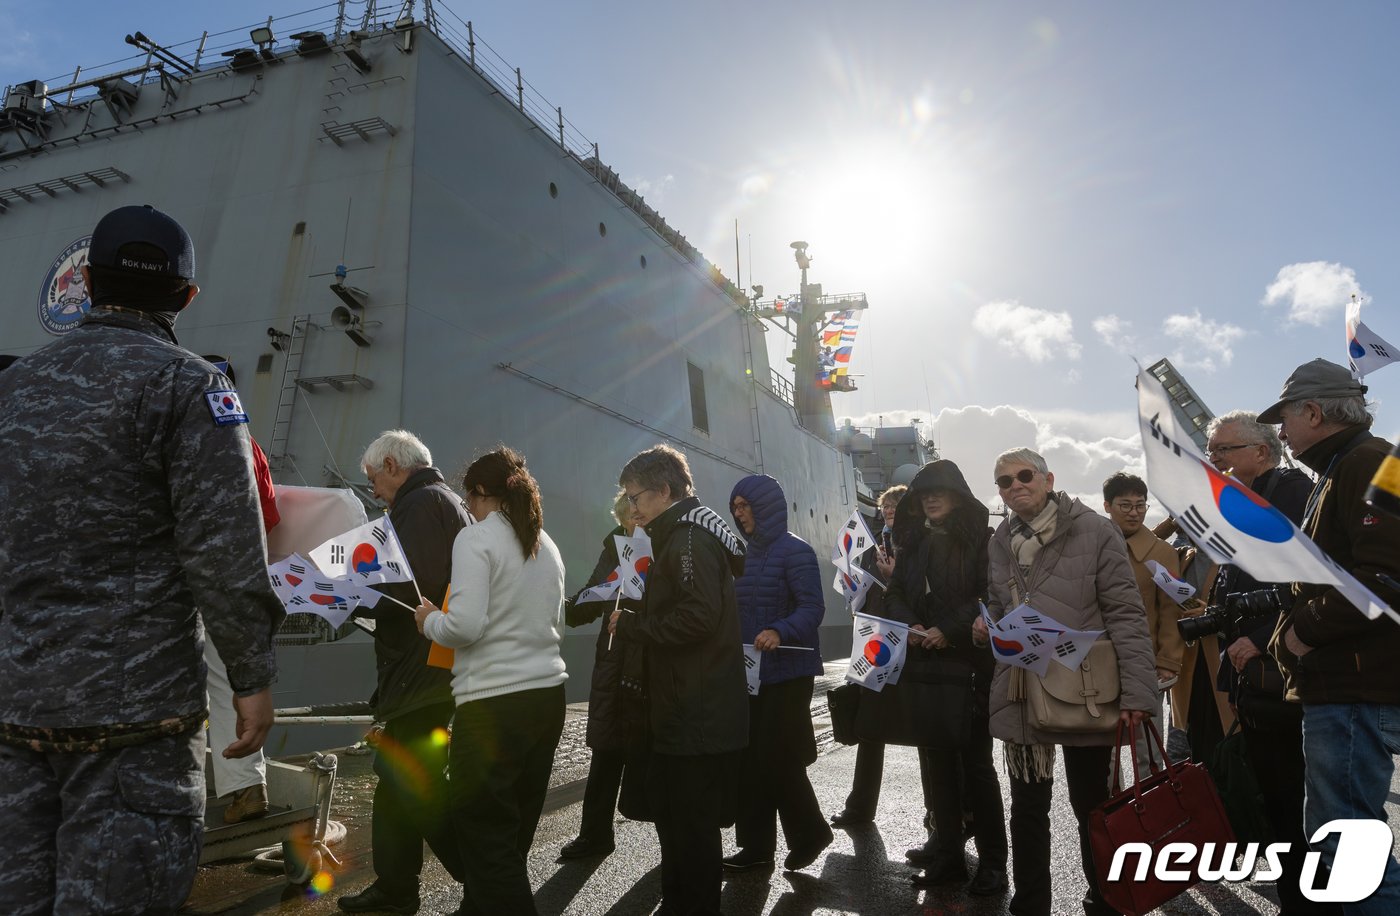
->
[205, 389, 250, 426]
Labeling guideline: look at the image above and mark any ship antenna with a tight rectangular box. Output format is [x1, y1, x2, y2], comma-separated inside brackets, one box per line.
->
[341, 197, 353, 264]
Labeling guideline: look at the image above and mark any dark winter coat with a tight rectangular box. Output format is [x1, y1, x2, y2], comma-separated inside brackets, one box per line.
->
[371, 467, 468, 721]
[1270, 425, 1400, 705]
[729, 475, 825, 686]
[614, 496, 749, 756]
[884, 461, 993, 685]
[565, 525, 644, 751]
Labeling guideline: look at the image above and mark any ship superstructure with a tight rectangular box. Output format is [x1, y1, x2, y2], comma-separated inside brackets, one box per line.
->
[0, 3, 868, 736]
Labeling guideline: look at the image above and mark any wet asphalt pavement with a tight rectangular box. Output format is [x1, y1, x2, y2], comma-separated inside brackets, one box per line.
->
[187, 663, 1398, 915]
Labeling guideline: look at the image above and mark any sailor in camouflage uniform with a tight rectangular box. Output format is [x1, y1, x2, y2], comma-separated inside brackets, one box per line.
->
[0, 205, 285, 916]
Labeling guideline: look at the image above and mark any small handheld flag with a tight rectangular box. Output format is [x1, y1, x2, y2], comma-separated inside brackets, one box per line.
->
[832, 509, 877, 575]
[987, 603, 1103, 677]
[846, 613, 908, 691]
[1145, 559, 1196, 604]
[742, 644, 762, 696]
[309, 517, 415, 587]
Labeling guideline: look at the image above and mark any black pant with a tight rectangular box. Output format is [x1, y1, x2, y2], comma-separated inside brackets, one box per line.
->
[1008, 745, 1113, 916]
[371, 702, 463, 896]
[1188, 651, 1225, 763]
[577, 746, 626, 843]
[734, 677, 827, 856]
[925, 725, 1006, 869]
[648, 751, 741, 916]
[449, 685, 566, 916]
[843, 740, 884, 818]
[1244, 719, 1341, 916]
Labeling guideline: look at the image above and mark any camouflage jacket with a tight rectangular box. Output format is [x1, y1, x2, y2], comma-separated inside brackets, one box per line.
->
[0, 308, 284, 748]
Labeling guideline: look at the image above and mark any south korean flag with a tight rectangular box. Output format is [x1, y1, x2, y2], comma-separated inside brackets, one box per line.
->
[1145, 559, 1196, 604]
[742, 644, 762, 696]
[832, 509, 876, 575]
[614, 531, 653, 600]
[846, 613, 908, 692]
[310, 517, 415, 587]
[1137, 364, 1397, 624]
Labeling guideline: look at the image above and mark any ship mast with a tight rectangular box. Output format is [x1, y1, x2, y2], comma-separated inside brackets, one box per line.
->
[751, 242, 869, 443]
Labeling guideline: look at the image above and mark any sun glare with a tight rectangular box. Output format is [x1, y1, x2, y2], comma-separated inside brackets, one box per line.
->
[794, 140, 966, 278]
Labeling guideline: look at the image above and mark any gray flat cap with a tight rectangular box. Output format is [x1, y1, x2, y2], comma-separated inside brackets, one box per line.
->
[1258, 358, 1367, 424]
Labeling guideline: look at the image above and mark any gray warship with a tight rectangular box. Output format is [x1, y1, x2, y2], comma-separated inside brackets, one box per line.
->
[0, 2, 876, 751]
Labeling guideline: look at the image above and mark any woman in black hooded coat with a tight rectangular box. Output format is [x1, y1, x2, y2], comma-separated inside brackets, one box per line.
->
[884, 460, 1008, 897]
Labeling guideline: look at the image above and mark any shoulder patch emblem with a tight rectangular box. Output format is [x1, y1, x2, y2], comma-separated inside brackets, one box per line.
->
[1362, 514, 1379, 527]
[205, 389, 249, 426]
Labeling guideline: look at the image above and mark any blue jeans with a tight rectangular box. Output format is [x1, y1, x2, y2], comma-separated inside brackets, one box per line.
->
[1301, 703, 1400, 914]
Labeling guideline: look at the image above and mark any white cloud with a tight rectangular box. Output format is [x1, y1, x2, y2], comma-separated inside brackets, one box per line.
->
[1092, 314, 1135, 350]
[973, 300, 1081, 363]
[1161, 310, 1247, 373]
[845, 403, 1145, 517]
[1262, 261, 1368, 326]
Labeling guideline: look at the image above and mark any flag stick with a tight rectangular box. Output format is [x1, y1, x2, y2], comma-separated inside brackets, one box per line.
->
[606, 591, 622, 651]
[376, 592, 420, 613]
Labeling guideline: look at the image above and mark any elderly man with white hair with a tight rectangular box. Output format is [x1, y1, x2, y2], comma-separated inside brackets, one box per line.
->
[338, 430, 471, 915]
[1261, 359, 1400, 915]
[973, 447, 1157, 916]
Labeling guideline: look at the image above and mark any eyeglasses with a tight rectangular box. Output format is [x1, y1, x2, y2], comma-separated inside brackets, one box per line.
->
[995, 468, 1038, 489]
[625, 488, 654, 507]
[1112, 501, 1150, 514]
[1206, 443, 1255, 458]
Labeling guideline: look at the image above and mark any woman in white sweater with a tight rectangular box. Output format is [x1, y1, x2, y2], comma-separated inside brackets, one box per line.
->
[414, 447, 566, 916]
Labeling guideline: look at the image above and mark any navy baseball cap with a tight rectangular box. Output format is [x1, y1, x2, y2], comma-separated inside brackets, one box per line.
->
[88, 205, 196, 281]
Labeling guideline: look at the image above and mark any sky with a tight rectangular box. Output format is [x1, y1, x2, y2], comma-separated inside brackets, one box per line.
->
[8, 0, 1400, 511]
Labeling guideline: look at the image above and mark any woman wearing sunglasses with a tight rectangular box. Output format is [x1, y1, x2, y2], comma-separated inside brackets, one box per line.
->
[973, 448, 1157, 916]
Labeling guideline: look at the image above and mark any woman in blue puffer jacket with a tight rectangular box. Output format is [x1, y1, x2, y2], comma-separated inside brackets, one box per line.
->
[722, 474, 834, 873]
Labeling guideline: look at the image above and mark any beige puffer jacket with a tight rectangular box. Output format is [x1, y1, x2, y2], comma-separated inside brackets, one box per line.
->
[986, 493, 1159, 747]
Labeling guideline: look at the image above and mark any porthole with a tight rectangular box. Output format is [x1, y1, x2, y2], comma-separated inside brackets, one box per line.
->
[598, 221, 607, 237]
[809, 508, 814, 518]
[640, 255, 647, 268]
[549, 182, 558, 198]
[825, 514, 829, 524]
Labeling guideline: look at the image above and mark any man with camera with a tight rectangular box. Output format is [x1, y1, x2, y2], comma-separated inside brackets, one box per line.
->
[1261, 359, 1400, 913]
[1189, 411, 1323, 914]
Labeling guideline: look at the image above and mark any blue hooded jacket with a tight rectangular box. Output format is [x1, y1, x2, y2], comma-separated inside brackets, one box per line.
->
[730, 475, 825, 685]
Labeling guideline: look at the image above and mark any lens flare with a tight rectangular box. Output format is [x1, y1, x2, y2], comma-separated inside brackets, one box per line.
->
[309, 871, 334, 895]
[430, 727, 450, 748]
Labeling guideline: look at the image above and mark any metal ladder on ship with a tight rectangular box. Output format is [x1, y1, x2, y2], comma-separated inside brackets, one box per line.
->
[267, 315, 310, 475]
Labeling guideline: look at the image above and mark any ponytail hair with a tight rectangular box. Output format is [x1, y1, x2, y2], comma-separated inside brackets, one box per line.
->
[463, 446, 543, 559]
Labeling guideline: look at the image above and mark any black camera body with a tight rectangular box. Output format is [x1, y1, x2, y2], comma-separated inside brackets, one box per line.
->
[1177, 586, 1294, 643]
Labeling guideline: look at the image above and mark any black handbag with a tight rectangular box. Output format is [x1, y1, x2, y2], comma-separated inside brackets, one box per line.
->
[826, 683, 861, 745]
[855, 671, 974, 748]
[1206, 721, 1273, 846]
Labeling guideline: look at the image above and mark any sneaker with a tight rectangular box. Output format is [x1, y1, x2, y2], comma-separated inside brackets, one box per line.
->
[337, 882, 420, 914]
[722, 848, 774, 871]
[222, 784, 269, 824]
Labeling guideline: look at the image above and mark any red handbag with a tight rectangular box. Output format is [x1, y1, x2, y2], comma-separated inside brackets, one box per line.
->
[1088, 720, 1235, 916]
